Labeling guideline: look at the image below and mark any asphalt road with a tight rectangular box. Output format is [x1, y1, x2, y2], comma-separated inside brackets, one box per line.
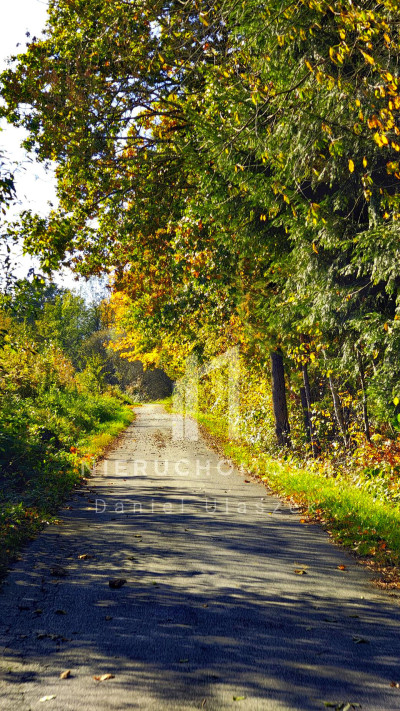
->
[1, 404, 400, 710]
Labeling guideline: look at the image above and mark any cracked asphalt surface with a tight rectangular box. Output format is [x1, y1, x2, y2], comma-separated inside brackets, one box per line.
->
[1, 404, 400, 710]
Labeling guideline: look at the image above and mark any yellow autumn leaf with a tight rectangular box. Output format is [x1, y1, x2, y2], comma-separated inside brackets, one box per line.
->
[374, 133, 389, 147]
[363, 156, 367, 168]
[368, 115, 381, 129]
[360, 50, 375, 66]
[348, 159, 355, 173]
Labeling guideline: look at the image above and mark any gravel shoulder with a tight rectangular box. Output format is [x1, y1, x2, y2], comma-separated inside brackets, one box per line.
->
[1, 404, 400, 710]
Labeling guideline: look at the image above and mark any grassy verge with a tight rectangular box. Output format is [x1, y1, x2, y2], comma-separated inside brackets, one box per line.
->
[0, 396, 134, 577]
[178, 408, 400, 585]
[78, 404, 136, 460]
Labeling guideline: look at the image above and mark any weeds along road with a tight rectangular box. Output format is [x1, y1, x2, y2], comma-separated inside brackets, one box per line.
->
[1, 404, 400, 710]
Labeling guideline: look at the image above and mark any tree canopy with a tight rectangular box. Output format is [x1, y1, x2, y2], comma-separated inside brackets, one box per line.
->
[2, 0, 400, 453]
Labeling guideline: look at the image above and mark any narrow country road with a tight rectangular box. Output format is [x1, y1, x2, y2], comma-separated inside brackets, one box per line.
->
[1, 404, 400, 710]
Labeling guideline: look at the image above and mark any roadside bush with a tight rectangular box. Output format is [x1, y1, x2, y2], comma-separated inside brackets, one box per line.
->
[0, 309, 134, 574]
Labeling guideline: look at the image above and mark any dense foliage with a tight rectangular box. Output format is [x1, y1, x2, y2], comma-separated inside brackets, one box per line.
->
[2, 0, 400, 474]
[0, 278, 134, 572]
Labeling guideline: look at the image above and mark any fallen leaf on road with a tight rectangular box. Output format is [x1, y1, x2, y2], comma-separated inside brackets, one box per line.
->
[105, 615, 113, 621]
[109, 579, 127, 589]
[50, 566, 67, 578]
[233, 696, 246, 701]
[337, 565, 347, 571]
[39, 696, 56, 702]
[390, 681, 400, 688]
[323, 704, 361, 710]
[78, 554, 93, 560]
[59, 670, 71, 679]
[352, 636, 369, 644]
[294, 569, 307, 575]
[93, 674, 115, 682]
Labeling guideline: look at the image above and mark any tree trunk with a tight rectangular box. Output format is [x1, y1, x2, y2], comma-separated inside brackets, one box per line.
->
[271, 350, 291, 447]
[322, 350, 349, 448]
[357, 348, 371, 442]
[300, 386, 311, 442]
[327, 374, 349, 447]
[302, 363, 320, 457]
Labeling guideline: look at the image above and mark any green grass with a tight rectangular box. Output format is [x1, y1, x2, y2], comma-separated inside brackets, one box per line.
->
[151, 396, 173, 407]
[189, 410, 400, 570]
[0, 397, 134, 578]
[78, 402, 134, 459]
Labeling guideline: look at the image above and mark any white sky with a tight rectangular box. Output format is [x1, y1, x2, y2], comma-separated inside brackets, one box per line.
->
[0, 0, 57, 217]
[0, 0, 101, 294]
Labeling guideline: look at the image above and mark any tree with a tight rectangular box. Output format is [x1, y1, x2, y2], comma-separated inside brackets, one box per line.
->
[0, 147, 16, 292]
[35, 290, 101, 367]
[0, 274, 61, 321]
[3, 0, 400, 448]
